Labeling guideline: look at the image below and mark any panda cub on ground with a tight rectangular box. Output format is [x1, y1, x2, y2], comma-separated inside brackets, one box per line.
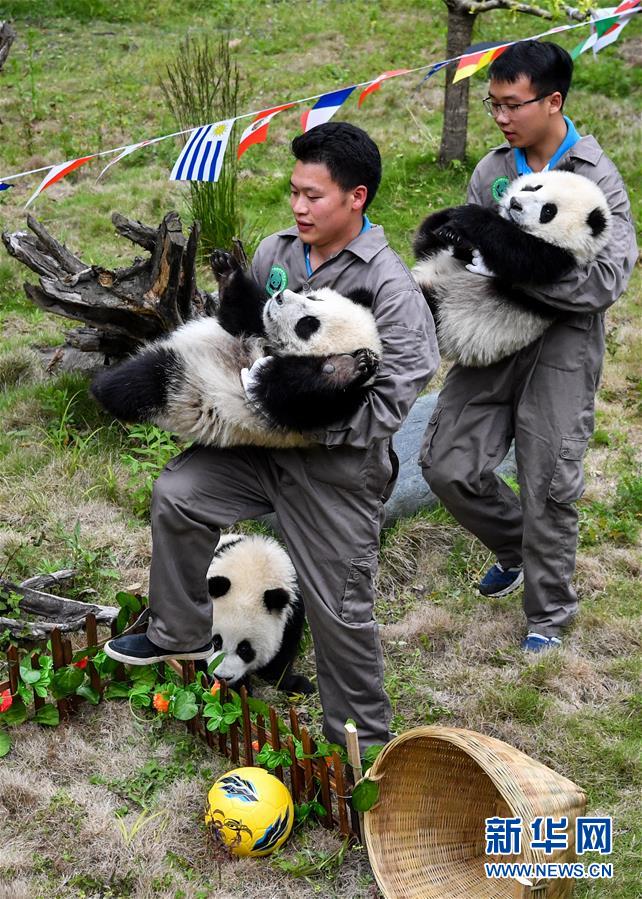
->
[412, 169, 612, 368]
[91, 251, 381, 448]
[205, 534, 313, 695]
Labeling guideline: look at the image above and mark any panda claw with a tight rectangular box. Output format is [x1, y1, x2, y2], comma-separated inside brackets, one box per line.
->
[210, 249, 241, 282]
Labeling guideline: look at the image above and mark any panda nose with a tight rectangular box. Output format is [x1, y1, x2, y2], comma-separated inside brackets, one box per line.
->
[510, 197, 522, 211]
[272, 291, 283, 305]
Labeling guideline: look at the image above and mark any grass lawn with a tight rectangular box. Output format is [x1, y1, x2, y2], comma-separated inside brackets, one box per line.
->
[0, 1, 640, 896]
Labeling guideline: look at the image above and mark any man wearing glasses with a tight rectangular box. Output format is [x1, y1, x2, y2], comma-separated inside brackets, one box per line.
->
[421, 41, 637, 652]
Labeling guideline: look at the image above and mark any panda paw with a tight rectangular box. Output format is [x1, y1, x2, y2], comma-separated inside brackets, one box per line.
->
[210, 249, 242, 284]
[353, 348, 380, 384]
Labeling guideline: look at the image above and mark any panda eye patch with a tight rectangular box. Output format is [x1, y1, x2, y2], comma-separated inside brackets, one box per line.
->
[295, 315, 321, 340]
[539, 203, 558, 224]
[236, 640, 256, 663]
[212, 633, 223, 651]
[521, 184, 542, 192]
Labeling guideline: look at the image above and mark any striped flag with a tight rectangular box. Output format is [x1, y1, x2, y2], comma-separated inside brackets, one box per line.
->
[170, 119, 235, 182]
[452, 43, 509, 84]
[237, 103, 295, 160]
[358, 69, 409, 107]
[25, 155, 95, 208]
[300, 86, 356, 133]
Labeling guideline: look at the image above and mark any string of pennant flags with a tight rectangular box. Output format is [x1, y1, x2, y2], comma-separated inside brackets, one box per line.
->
[0, 1, 639, 208]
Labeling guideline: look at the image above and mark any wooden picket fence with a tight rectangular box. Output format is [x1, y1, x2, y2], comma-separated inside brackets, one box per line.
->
[1, 612, 360, 839]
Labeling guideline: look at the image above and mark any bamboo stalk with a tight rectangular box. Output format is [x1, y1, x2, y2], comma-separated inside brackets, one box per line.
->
[84, 614, 102, 696]
[31, 652, 45, 710]
[50, 628, 70, 720]
[240, 686, 253, 766]
[269, 706, 284, 782]
[316, 754, 333, 828]
[301, 728, 315, 802]
[345, 722, 363, 841]
[333, 751, 350, 837]
[6, 644, 19, 693]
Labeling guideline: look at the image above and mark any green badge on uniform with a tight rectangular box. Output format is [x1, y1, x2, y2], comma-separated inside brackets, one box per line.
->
[491, 176, 510, 203]
[266, 265, 288, 296]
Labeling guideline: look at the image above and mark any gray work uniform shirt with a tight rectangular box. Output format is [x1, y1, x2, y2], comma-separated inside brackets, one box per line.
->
[250, 223, 439, 495]
[467, 135, 638, 374]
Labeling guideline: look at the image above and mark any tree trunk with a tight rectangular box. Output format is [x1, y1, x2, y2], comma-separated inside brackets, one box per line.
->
[0, 21, 16, 72]
[2, 212, 218, 358]
[439, 2, 477, 165]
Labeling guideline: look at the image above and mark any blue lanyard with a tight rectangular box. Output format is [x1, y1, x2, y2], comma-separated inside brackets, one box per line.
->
[304, 214, 372, 276]
[513, 116, 581, 175]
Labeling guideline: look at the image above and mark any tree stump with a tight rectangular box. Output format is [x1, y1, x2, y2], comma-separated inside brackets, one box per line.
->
[2, 212, 219, 358]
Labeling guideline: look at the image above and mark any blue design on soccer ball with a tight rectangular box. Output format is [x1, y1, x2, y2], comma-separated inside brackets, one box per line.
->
[220, 775, 259, 803]
[252, 807, 291, 852]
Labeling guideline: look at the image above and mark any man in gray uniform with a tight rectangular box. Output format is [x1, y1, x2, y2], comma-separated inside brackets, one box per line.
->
[105, 122, 439, 747]
[421, 41, 637, 652]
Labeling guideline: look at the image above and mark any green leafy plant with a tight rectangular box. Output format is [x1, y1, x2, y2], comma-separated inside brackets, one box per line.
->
[160, 34, 244, 257]
[120, 424, 183, 517]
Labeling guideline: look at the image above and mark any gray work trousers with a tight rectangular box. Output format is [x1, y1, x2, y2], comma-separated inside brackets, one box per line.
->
[147, 444, 392, 747]
[420, 322, 602, 637]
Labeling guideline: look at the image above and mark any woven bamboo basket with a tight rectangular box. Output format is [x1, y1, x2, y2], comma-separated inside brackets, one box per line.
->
[363, 726, 586, 899]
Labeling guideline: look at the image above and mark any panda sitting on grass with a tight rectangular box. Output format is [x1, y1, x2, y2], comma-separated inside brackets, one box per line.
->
[412, 169, 611, 368]
[205, 534, 313, 696]
[91, 251, 381, 448]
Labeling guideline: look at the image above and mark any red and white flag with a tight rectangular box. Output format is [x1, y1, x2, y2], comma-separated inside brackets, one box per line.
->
[25, 155, 96, 208]
[358, 69, 409, 107]
[300, 86, 356, 133]
[237, 103, 295, 159]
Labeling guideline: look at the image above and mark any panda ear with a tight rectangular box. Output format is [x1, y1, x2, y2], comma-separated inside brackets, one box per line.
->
[587, 207, 607, 237]
[294, 316, 321, 340]
[263, 588, 290, 612]
[345, 287, 375, 308]
[557, 160, 576, 174]
[208, 575, 231, 598]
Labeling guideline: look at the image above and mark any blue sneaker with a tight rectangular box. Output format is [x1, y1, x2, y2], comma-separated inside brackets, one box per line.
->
[104, 632, 213, 665]
[521, 633, 562, 653]
[478, 563, 524, 597]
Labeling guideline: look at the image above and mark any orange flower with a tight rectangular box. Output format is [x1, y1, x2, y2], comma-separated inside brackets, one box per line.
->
[0, 689, 12, 713]
[153, 692, 170, 714]
[74, 657, 88, 670]
[210, 680, 220, 696]
[252, 740, 260, 752]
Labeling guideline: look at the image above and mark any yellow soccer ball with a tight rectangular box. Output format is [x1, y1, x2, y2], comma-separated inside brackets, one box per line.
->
[205, 766, 294, 857]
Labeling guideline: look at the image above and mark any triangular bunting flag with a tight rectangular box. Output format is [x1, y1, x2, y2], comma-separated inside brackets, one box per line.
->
[358, 69, 409, 107]
[170, 119, 235, 182]
[452, 44, 509, 84]
[25, 155, 95, 208]
[97, 137, 166, 181]
[237, 103, 295, 159]
[300, 86, 356, 133]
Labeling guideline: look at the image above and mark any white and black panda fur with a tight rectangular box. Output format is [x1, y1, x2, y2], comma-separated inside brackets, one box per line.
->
[204, 534, 313, 695]
[91, 251, 382, 448]
[412, 169, 612, 368]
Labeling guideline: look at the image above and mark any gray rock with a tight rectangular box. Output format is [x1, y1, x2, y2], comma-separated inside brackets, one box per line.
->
[259, 391, 516, 529]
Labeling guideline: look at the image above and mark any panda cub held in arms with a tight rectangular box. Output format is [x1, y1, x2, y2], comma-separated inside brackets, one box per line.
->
[205, 534, 313, 695]
[91, 251, 381, 449]
[412, 169, 612, 368]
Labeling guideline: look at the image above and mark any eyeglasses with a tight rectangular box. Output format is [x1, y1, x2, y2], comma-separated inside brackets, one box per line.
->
[482, 94, 551, 117]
